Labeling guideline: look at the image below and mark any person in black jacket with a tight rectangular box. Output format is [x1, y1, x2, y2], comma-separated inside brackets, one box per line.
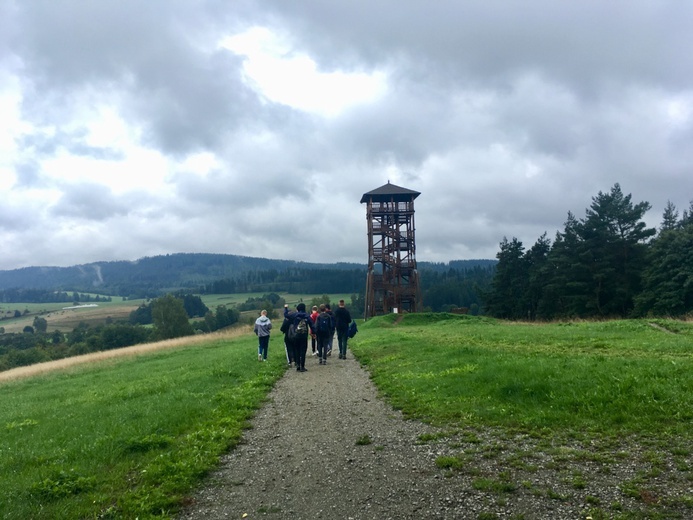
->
[280, 314, 294, 367]
[333, 299, 352, 360]
[314, 304, 335, 365]
[283, 302, 315, 372]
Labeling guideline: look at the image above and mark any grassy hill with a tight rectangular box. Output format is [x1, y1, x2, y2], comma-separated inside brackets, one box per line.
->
[2, 314, 692, 518]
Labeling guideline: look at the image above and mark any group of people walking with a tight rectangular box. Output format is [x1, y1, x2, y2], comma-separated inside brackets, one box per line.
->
[253, 300, 353, 372]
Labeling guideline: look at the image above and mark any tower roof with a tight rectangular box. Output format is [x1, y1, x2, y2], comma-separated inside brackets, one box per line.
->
[360, 181, 421, 203]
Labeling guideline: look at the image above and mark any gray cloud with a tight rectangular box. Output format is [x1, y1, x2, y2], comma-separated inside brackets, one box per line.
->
[1, 1, 692, 270]
[12, 1, 264, 156]
[50, 183, 132, 221]
[263, 2, 693, 90]
[16, 129, 125, 160]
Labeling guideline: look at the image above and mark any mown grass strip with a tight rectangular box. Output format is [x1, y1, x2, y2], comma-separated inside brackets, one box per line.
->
[0, 333, 286, 519]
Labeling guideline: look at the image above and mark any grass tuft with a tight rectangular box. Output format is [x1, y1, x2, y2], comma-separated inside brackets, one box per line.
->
[355, 434, 373, 446]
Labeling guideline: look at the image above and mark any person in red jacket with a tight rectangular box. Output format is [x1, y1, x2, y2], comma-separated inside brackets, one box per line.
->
[309, 305, 319, 356]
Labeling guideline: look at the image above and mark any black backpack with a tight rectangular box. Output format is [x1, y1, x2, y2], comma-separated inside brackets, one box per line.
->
[316, 312, 332, 335]
[289, 317, 309, 341]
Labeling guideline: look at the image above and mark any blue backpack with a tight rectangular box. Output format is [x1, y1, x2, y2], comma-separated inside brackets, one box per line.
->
[316, 312, 332, 335]
[348, 320, 358, 338]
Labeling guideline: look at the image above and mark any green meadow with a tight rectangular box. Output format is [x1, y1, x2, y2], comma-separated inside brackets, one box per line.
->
[0, 333, 286, 519]
[2, 314, 693, 518]
[352, 314, 693, 438]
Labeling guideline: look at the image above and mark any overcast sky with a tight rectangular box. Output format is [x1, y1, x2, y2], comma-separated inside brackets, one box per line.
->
[1, 1, 692, 271]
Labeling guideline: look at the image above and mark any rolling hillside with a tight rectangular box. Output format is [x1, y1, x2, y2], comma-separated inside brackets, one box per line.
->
[0, 253, 365, 293]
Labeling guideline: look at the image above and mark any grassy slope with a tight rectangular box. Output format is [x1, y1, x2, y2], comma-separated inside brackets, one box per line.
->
[2, 314, 692, 518]
[0, 332, 286, 519]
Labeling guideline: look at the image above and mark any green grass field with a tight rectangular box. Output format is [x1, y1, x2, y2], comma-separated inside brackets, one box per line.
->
[2, 313, 692, 518]
[0, 333, 286, 519]
[0, 298, 147, 334]
[352, 314, 693, 439]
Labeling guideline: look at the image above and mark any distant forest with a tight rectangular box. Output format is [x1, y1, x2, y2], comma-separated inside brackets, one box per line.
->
[0, 254, 496, 313]
[6, 184, 691, 321]
[484, 184, 693, 320]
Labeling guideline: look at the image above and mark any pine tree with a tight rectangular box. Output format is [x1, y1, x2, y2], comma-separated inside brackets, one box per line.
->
[636, 207, 693, 316]
[660, 200, 679, 232]
[541, 212, 591, 318]
[485, 237, 528, 319]
[525, 233, 551, 320]
[579, 184, 655, 316]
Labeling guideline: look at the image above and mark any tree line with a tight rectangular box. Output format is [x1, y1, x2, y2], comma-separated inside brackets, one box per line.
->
[0, 289, 113, 304]
[420, 264, 494, 314]
[484, 183, 693, 320]
[199, 267, 366, 295]
[0, 253, 366, 295]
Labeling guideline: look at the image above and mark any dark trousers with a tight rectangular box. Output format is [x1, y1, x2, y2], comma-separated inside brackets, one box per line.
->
[258, 335, 269, 359]
[293, 338, 308, 369]
[316, 333, 330, 361]
[337, 329, 348, 357]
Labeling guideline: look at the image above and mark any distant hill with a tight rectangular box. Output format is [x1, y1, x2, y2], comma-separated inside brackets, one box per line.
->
[0, 253, 363, 293]
[0, 253, 496, 297]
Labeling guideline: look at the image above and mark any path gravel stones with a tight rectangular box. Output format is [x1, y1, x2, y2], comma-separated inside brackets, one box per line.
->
[178, 351, 692, 519]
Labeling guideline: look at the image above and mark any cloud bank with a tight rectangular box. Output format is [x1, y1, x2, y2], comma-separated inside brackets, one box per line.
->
[1, 1, 691, 270]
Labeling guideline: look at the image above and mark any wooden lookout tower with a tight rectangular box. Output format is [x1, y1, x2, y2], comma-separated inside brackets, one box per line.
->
[360, 182, 421, 318]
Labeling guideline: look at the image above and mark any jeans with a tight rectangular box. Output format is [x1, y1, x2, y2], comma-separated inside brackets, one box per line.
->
[316, 333, 330, 361]
[258, 335, 269, 359]
[337, 329, 348, 357]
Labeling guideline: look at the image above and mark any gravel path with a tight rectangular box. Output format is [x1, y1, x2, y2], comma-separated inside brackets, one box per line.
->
[178, 351, 692, 519]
